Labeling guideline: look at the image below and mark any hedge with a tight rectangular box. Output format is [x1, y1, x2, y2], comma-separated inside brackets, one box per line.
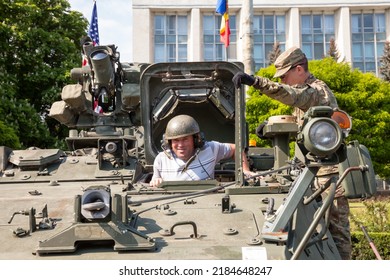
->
[351, 231, 390, 260]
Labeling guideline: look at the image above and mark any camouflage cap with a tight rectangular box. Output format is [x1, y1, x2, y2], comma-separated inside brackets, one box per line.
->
[274, 46, 307, 78]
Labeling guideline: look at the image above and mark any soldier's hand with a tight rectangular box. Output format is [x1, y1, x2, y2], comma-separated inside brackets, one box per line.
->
[255, 121, 268, 139]
[232, 72, 255, 88]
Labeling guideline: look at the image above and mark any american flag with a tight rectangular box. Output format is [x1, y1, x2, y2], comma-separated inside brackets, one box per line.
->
[88, 1, 100, 45]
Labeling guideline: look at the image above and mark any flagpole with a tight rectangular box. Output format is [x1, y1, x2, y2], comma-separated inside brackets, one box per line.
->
[225, 46, 229, 62]
[242, 0, 254, 74]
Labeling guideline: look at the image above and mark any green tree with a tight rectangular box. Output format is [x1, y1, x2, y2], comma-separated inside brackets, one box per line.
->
[0, 0, 88, 148]
[245, 65, 292, 148]
[0, 120, 21, 149]
[246, 57, 390, 178]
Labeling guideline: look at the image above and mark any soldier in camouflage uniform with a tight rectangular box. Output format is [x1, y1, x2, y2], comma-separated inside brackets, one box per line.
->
[232, 46, 352, 260]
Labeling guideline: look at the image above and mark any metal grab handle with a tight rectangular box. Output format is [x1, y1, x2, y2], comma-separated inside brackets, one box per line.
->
[8, 210, 30, 224]
[168, 221, 198, 238]
[291, 177, 337, 260]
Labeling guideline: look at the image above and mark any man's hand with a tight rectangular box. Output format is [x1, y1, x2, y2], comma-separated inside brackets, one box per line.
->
[244, 171, 264, 180]
[149, 177, 163, 187]
[232, 72, 255, 88]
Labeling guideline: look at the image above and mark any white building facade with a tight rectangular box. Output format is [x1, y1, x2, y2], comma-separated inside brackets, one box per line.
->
[132, 0, 390, 75]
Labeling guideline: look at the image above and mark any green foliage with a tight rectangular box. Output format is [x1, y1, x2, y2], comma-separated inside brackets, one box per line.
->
[309, 58, 360, 93]
[246, 65, 292, 146]
[0, 120, 21, 149]
[0, 70, 51, 148]
[0, 94, 53, 148]
[335, 72, 390, 178]
[0, 0, 88, 148]
[350, 200, 390, 232]
[351, 232, 390, 260]
[350, 199, 390, 259]
[246, 58, 390, 178]
[246, 95, 292, 147]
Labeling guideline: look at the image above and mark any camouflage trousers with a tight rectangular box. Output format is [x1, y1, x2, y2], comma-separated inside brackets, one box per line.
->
[315, 174, 352, 260]
[327, 196, 351, 260]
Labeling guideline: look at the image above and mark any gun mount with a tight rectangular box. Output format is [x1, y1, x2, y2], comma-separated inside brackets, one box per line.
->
[48, 43, 148, 181]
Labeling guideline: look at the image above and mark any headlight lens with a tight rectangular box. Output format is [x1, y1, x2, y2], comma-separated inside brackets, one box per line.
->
[302, 118, 343, 157]
[309, 121, 339, 151]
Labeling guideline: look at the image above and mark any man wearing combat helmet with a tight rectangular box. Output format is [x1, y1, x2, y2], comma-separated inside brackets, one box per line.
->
[150, 114, 254, 187]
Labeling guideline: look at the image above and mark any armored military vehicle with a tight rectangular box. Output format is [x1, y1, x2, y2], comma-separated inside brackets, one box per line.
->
[0, 42, 377, 260]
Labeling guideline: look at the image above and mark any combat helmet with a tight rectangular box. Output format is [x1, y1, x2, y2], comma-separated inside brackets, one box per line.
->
[165, 115, 200, 140]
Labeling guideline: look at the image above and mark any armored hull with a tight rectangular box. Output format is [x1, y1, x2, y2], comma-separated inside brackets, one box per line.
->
[0, 162, 335, 260]
[0, 174, 288, 259]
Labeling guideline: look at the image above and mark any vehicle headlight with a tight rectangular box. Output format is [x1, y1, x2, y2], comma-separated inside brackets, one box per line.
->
[302, 118, 343, 157]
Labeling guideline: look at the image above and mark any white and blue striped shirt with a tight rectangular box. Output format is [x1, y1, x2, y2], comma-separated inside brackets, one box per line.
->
[152, 141, 232, 181]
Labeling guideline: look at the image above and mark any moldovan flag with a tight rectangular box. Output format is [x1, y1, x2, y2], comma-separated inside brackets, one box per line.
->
[216, 0, 230, 47]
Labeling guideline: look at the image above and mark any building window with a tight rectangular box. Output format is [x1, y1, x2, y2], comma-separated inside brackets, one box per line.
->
[301, 14, 335, 60]
[154, 14, 188, 63]
[351, 13, 386, 74]
[253, 14, 286, 70]
[203, 14, 236, 61]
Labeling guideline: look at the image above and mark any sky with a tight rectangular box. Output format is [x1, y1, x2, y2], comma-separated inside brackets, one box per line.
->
[68, 0, 133, 62]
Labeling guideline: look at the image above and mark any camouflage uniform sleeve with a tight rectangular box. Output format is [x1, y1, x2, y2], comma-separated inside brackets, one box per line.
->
[252, 75, 338, 112]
